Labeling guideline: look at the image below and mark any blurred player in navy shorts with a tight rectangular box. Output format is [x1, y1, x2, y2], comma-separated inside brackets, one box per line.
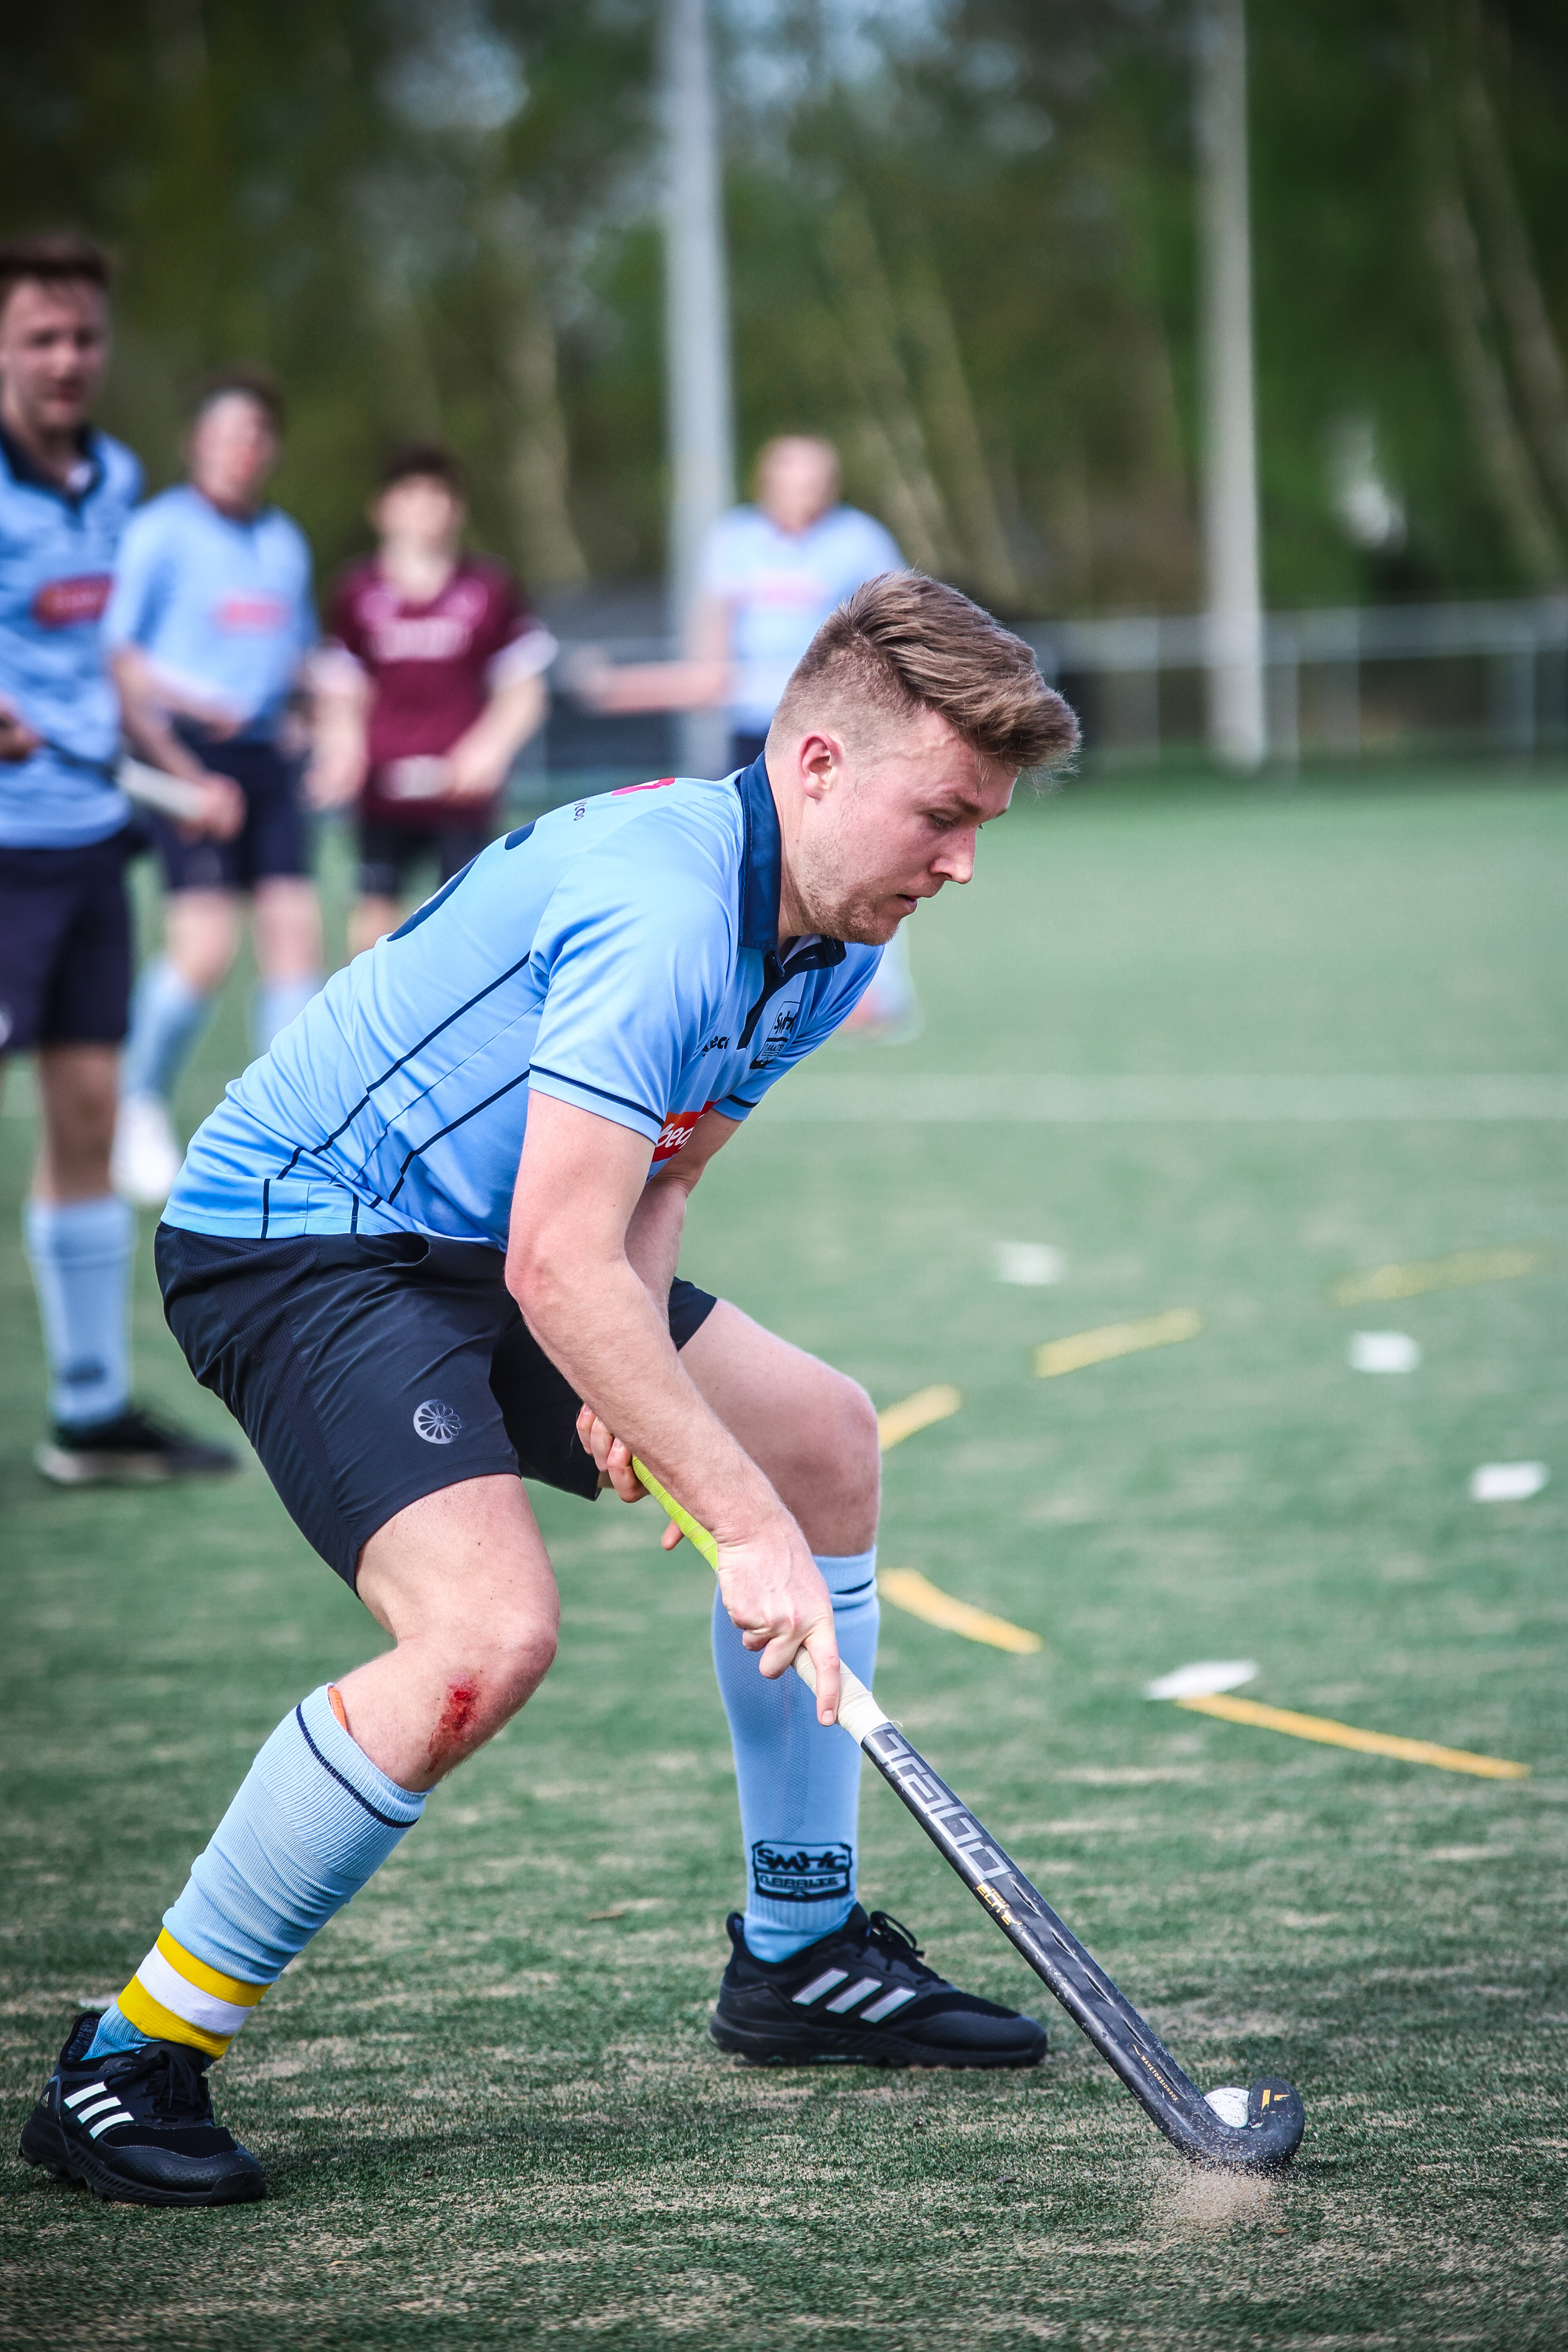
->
[107, 369, 322, 1206]
[0, 231, 236, 1484]
[310, 441, 554, 956]
[579, 435, 919, 1039]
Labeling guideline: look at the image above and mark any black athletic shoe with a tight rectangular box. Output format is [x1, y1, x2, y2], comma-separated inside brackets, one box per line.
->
[34, 1404, 238, 1486]
[710, 1905, 1047, 2068]
[19, 2012, 265, 2206]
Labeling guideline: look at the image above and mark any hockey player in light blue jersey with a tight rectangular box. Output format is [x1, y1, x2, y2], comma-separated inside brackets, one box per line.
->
[0, 231, 238, 1490]
[21, 572, 1079, 2208]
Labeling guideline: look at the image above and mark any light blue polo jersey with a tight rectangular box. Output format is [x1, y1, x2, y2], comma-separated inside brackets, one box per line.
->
[165, 757, 882, 1247]
[701, 503, 902, 732]
[103, 484, 316, 739]
[0, 424, 142, 848]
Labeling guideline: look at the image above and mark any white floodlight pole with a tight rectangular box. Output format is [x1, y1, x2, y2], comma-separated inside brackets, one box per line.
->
[662, 0, 735, 778]
[1196, 0, 1266, 768]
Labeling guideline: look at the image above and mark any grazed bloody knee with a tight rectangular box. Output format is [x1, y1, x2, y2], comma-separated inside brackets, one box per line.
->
[426, 1678, 481, 1777]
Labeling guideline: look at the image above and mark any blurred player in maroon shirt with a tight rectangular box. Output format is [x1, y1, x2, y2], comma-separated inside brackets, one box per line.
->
[312, 442, 554, 954]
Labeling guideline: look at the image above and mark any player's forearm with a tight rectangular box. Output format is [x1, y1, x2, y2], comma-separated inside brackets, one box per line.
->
[622, 1174, 689, 1308]
[511, 1241, 776, 1543]
[478, 673, 546, 761]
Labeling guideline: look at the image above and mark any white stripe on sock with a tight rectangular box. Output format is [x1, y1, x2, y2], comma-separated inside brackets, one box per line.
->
[825, 1975, 882, 2014]
[860, 1985, 919, 2023]
[88, 2108, 135, 2139]
[64, 2082, 108, 2109]
[136, 1942, 261, 2036]
[792, 1968, 850, 2007]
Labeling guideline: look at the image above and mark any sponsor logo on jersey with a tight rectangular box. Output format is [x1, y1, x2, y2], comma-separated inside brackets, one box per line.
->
[369, 613, 474, 662]
[699, 1034, 729, 1054]
[31, 574, 111, 628]
[215, 592, 292, 633]
[751, 1840, 854, 1902]
[651, 1098, 717, 1163]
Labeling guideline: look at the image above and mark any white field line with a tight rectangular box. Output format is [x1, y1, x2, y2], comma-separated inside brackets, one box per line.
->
[760, 1074, 1568, 1123]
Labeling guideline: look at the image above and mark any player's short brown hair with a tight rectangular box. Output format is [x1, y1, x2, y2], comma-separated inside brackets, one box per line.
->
[191, 365, 285, 434]
[379, 439, 466, 495]
[0, 232, 111, 320]
[773, 571, 1079, 778]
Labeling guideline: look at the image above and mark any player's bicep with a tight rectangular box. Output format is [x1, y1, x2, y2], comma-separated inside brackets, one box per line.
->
[507, 1092, 653, 1301]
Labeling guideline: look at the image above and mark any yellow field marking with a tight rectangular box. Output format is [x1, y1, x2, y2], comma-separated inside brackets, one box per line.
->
[880, 1568, 1044, 1654]
[877, 1384, 963, 1450]
[1174, 1690, 1529, 1780]
[1034, 1308, 1201, 1380]
[1330, 1246, 1550, 1308]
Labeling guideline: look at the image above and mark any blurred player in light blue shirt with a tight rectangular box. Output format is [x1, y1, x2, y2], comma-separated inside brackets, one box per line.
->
[582, 437, 918, 1040]
[107, 370, 325, 1206]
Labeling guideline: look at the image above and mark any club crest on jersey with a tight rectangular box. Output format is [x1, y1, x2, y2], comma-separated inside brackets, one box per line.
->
[652, 1099, 715, 1163]
[413, 1398, 463, 1444]
[751, 1841, 854, 1902]
[748, 1004, 798, 1069]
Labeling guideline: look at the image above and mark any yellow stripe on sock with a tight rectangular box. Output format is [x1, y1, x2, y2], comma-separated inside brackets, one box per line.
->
[154, 1929, 268, 2008]
[116, 1975, 234, 2059]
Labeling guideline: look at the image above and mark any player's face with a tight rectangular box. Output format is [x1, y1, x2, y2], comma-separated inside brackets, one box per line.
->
[758, 439, 839, 534]
[784, 706, 1015, 946]
[188, 394, 278, 514]
[0, 279, 110, 438]
[375, 477, 464, 550]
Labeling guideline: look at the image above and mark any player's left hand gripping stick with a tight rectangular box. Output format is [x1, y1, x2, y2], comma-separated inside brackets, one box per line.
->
[633, 1459, 1306, 2174]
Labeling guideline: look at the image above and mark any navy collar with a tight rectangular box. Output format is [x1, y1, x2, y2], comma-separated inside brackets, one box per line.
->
[734, 751, 783, 950]
[0, 419, 102, 509]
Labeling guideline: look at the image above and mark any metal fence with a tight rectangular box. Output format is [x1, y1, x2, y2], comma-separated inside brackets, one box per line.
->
[1020, 595, 1568, 769]
[533, 592, 1568, 792]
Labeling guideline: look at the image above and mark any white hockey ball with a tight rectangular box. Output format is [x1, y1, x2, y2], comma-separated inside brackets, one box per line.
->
[1204, 2085, 1249, 2129]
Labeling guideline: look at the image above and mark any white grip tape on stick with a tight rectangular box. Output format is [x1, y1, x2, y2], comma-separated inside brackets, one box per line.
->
[630, 1456, 891, 1744]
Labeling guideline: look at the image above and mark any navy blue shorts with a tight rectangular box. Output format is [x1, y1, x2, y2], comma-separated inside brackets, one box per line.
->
[151, 725, 310, 894]
[154, 1223, 720, 1587]
[356, 815, 492, 902]
[0, 827, 134, 1054]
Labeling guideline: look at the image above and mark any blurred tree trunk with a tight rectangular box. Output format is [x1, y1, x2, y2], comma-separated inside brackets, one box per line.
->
[818, 194, 957, 576]
[900, 263, 1029, 606]
[501, 275, 589, 588]
[1456, 16, 1568, 531]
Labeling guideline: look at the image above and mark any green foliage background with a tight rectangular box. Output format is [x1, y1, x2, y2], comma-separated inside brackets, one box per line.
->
[2, 1, 1566, 611]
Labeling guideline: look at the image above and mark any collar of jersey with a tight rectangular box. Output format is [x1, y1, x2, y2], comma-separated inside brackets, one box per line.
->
[0, 419, 102, 508]
[734, 751, 782, 949]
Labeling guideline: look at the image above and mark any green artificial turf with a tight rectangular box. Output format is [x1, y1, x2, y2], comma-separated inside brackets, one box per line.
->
[2, 778, 1566, 2348]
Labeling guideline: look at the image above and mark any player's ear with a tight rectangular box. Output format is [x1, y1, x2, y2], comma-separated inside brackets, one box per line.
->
[797, 730, 841, 800]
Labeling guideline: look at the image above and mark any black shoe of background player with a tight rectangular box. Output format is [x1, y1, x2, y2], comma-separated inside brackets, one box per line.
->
[34, 1403, 238, 1486]
[19, 2012, 265, 2206]
[710, 1904, 1047, 2068]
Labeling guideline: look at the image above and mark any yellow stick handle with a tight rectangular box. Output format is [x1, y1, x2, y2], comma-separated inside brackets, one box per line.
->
[629, 1456, 889, 1745]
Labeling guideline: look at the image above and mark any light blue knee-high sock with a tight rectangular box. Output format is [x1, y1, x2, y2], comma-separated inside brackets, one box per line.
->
[252, 974, 320, 1057]
[713, 1549, 879, 1962]
[86, 1685, 425, 2062]
[120, 955, 212, 1104]
[23, 1195, 134, 1427]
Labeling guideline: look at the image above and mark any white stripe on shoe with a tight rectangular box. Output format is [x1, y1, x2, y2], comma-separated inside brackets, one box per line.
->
[860, 1985, 919, 2023]
[87, 2107, 136, 2139]
[825, 1976, 883, 2014]
[64, 2082, 109, 2109]
[792, 1968, 850, 2006]
[73, 2094, 123, 2124]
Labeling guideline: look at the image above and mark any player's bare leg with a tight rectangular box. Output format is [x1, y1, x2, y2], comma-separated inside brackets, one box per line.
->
[347, 1473, 561, 1788]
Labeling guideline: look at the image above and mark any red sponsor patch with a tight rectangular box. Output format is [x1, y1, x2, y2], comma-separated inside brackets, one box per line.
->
[216, 593, 289, 632]
[652, 1099, 715, 1163]
[613, 776, 676, 795]
[31, 574, 111, 628]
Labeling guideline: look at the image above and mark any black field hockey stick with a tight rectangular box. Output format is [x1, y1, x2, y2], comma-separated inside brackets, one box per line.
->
[632, 1460, 1305, 2173]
